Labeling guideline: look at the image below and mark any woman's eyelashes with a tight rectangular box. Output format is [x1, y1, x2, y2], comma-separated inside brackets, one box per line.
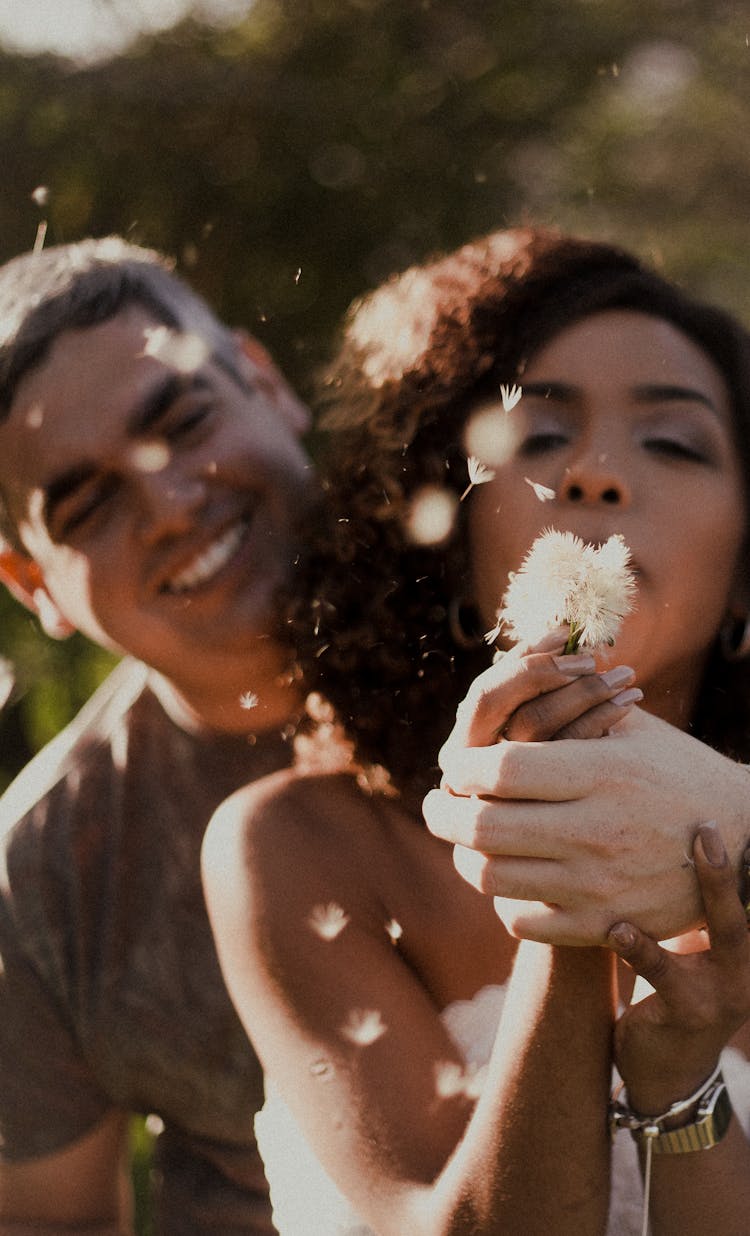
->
[518, 430, 570, 456]
[642, 435, 710, 463]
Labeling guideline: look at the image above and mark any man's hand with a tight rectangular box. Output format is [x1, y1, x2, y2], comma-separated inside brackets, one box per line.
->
[424, 707, 750, 945]
[608, 822, 750, 1113]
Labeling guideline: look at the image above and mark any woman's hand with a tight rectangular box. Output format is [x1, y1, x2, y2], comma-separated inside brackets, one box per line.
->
[444, 628, 642, 752]
[608, 822, 750, 1115]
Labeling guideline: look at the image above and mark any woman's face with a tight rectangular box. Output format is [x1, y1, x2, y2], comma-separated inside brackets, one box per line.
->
[467, 309, 748, 725]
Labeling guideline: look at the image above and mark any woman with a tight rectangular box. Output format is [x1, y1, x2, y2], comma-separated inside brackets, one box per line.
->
[203, 229, 750, 1233]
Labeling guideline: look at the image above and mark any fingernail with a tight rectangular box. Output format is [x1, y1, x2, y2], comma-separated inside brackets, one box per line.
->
[608, 922, 637, 950]
[554, 652, 596, 674]
[611, 687, 643, 707]
[600, 665, 635, 689]
[698, 821, 727, 867]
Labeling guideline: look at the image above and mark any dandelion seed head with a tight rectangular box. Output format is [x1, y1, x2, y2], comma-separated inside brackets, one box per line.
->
[496, 530, 636, 649]
[405, 485, 457, 546]
[385, 918, 402, 944]
[31, 185, 49, 207]
[145, 1113, 165, 1137]
[308, 903, 351, 941]
[341, 1008, 387, 1046]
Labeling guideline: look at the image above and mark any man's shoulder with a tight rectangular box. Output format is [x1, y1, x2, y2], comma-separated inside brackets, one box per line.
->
[0, 658, 152, 838]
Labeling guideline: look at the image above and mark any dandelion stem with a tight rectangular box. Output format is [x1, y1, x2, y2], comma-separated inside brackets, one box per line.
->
[563, 622, 582, 655]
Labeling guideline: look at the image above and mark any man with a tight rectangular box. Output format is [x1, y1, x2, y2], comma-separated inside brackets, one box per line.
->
[0, 236, 314, 1233]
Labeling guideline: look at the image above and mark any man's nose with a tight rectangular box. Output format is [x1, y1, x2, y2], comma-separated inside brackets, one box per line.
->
[135, 469, 207, 541]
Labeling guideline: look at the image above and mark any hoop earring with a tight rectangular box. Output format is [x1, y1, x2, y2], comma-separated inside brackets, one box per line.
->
[720, 614, 750, 661]
[448, 597, 483, 649]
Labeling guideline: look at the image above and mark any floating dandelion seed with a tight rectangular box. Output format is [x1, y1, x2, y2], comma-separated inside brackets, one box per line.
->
[309, 1058, 335, 1080]
[495, 530, 636, 652]
[0, 659, 14, 711]
[128, 441, 171, 473]
[239, 691, 259, 711]
[341, 1008, 387, 1046]
[460, 456, 496, 501]
[500, 383, 523, 411]
[25, 403, 44, 429]
[385, 918, 402, 944]
[308, 903, 351, 941]
[141, 326, 209, 374]
[524, 477, 556, 503]
[464, 402, 521, 467]
[435, 1060, 486, 1100]
[31, 185, 49, 207]
[405, 485, 458, 546]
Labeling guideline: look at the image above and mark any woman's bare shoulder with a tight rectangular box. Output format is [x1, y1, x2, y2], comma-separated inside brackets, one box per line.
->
[203, 768, 413, 917]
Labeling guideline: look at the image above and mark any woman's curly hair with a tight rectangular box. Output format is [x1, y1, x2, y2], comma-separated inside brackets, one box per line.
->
[286, 227, 750, 804]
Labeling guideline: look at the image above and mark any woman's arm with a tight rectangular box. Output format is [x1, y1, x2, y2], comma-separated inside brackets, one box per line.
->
[202, 765, 616, 1236]
[608, 823, 750, 1235]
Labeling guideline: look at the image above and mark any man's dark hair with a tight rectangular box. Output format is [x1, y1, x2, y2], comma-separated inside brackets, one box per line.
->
[0, 236, 237, 547]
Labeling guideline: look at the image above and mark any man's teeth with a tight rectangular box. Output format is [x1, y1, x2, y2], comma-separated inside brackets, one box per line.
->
[166, 521, 247, 593]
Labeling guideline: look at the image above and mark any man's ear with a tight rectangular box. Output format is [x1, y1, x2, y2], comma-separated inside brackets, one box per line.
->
[232, 329, 311, 434]
[0, 546, 76, 640]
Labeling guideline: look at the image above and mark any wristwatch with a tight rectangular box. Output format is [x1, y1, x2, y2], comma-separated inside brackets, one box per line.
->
[639, 1076, 732, 1155]
[609, 1064, 733, 1155]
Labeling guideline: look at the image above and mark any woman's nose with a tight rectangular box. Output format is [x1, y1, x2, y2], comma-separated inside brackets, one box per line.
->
[558, 455, 630, 506]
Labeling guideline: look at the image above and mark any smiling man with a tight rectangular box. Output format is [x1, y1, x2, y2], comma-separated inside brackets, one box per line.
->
[0, 237, 314, 1234]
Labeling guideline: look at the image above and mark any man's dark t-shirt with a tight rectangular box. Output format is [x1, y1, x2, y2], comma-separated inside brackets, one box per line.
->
[0, 658, 292, 1233]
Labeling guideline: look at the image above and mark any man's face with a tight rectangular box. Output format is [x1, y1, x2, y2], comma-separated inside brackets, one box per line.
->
[0, 306, 314, 696]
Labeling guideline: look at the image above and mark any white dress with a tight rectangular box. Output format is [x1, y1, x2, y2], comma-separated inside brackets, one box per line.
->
[255, 984, 750, 1236]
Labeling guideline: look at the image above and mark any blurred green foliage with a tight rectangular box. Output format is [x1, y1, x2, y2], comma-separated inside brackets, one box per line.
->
[4, 0, 750, 783]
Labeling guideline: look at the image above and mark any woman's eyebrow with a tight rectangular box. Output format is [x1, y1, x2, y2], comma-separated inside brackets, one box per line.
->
[631, 383, 716, 411]
[519, 381, 574, 401]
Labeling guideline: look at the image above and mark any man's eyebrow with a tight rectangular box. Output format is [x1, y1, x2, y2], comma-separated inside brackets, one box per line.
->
[44, 463, 97, 526]
[126, 371, 212, 437]
[43, 372, 214, 527]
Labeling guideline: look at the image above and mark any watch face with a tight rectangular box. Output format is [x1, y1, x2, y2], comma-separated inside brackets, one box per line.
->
[652, 1081, 732, 1155]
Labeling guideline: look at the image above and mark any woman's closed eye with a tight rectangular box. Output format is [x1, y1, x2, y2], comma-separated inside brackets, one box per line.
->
[519, 430, 570, 456]
[642, 435, 711, 464]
